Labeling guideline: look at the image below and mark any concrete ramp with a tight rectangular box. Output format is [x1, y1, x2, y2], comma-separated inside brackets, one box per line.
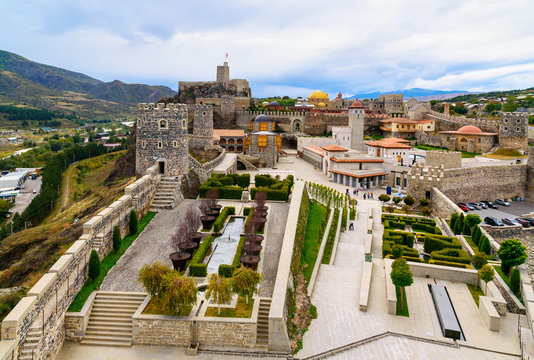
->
[213, 153, 237, 175]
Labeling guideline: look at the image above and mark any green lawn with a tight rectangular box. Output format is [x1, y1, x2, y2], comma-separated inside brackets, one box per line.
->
[464, 235, 480, 253]
[204, 296, 254, 318]
[494, 265, 521, 299]
[414, 145, 480, 158]
[467, 284, 484, 307]
[396, 286, 409, 317]
[301, 202, 328, 283]
[68, 212, 157, 312]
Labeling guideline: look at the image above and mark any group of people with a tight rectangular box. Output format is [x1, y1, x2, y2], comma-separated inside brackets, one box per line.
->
[345, 188, 374, 200]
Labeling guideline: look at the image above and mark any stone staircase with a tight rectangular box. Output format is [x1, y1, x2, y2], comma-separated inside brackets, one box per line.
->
[19, 327, 41, 360]
[256, 298, 271, 349]
[81, 291, 146, 347]
[149, 177, 182, 211]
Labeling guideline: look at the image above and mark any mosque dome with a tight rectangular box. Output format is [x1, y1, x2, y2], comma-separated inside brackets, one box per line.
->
[254, 114, 272, 122]
[261, 101, 269, 106]
[308, 90, 329, 100]
[269, 101, 281, 106]
[318, 102, 326, 107]
[457, 125, 483, 134]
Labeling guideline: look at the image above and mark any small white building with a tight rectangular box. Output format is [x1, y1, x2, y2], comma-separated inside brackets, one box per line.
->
[331, 126, 352, 149]
[365, 138, 412, 164]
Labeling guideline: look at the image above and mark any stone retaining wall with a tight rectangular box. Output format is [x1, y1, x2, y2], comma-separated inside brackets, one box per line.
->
[430, 187, 462, 219]
[0, 166, 160, 360]
[188, 148, 226, 183]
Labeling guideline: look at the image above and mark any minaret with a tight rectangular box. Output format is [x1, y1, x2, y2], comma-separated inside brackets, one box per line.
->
[349, 100, 365, 152]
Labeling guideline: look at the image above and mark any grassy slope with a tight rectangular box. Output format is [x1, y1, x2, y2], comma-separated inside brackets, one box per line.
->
[301, 202, 328, 283]
[0, 152, 134, 290]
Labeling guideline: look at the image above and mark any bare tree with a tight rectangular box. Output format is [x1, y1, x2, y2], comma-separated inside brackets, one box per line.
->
[199, 199, 212, 216]
[184, 204, 201, 233]
[206, 189, 218, 208]
[254, 192, 267, 208]
[172, 221, 189, 251]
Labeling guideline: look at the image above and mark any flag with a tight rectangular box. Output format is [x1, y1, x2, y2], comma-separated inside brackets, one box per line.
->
[225, 53, 228, 58]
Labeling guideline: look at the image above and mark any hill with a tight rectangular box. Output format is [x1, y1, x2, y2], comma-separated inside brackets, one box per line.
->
[0, 50, 176, 119]
[348, 88, 470, 100]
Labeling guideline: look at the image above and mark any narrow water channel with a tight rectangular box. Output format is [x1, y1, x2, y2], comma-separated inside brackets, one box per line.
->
[206, 217, 244, 273]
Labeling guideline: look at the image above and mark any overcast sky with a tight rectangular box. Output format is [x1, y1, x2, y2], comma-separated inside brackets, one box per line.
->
[1, 0, 533, 98]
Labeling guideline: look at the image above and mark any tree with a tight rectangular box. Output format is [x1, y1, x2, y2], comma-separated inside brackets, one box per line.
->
[184, 204, 201, 233]
[478, 265, 495, 295]
[479, 235, 492, 255]
[390, 258, 413, 310]
[129, 209, 138, 235]
[0, 199, 11, 216]
[465, 214, 482, 229]
[392, 244, 403, 259]
[450, 213, 458, 231]
[138, 262, 172, 300]
[162, 271, 198, 316]
[88, 250, 100, 282]
[472, 252, 488, 290]
[402, 205, 411, 214]
[403, 196, 414, 206]
[510, 268, 520, 294]
[378, 194, 390, 203]
[497, 239, 527, 276]
[205, 273, 233, 315]
[392, 196, 402, 205]
[419, 199, 429, 207]
[231, 266, 262, 305]
[462, 222, 471, 235]
[385, 206, 394, 214]
[421, 206, 432, 217]
[112, 225, 121, 253]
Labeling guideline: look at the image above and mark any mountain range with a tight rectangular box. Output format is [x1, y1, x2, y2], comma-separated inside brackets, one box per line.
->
[347, 88, 471, 101]
[0, 50, 176, 119]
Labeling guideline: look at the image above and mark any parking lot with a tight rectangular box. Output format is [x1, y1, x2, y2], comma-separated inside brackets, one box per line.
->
[466, 201, 534, 223]
[9, 176, 42, 217]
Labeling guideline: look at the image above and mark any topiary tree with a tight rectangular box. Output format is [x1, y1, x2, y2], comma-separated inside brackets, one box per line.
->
[510, 268, 521, 294]
[465, 214, 482, 229]
[472, 225, 481, 245]
[390, 258, 413, 310]
[162, 271, 198, 316]
[231, 266, 263, 305]
[112, 225, 121, 253]
[402, 205, 411, 214]
[419, 199, 429, 207]
[88, 250, 100, 282]
[479, 235, 492, 255]
[129, 209, 138, 235]
[472, 252, 488, 290]
[462, 221, 471, 235]
[205, 273, 233, 315]
[450, 213, 459, 231]
[403, 196, 414, 206]
[497, 239, 527, 277]
[392, 196, 402, 205]
[392, 244, 403, 259]
[478, 264, 495, 295]
[378, 194, 391, 203]
[138, 262, 172, 301]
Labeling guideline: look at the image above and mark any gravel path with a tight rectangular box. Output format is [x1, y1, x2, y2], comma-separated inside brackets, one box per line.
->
[258, 202, 290, 297]
[101, 200, 198, 292]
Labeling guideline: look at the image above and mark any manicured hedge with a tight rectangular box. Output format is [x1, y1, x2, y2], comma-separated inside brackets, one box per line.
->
[429, 259, 472, 269]
[218, 235, 246, 278]
[383, 229, 415, 248]
[412, 222, 442, 234]
[382, 242, 419, 258]
[243, 207, 251, 216]
[385, 254, 424, 263]
[188, 235, 214, 277]
[250, 174, 294, 202]
[384, 219, 406, 230]
[212, 207, 236, 232]
[198, 174, 246, 199]
[423, 234, 462, 253]
[430, 248, 471, 264]
[218, 264, 235, 278]
[381, 214, 436, 226]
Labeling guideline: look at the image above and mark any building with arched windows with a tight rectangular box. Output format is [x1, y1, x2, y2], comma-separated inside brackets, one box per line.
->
[439, 125, 498, 153]
[247, 114, 281, 167]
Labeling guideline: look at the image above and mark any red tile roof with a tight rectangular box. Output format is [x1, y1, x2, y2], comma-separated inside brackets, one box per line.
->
[328, 170, 388, 178]
[303, 145, 325, 156]
[213, 129, 245, 140]
[365, 139, 412, 149]
[330, 158, 384, 163]
[321, 145, 349, 152]
[379, 118, 419, 124]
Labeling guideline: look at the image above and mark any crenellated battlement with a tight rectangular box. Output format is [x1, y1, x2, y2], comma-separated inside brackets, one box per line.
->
[426, 110, 499, 131]
[137, 102, 189, 113]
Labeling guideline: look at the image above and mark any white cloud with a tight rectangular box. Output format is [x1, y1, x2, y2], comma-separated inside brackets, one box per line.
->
[1, 0, 534, 96]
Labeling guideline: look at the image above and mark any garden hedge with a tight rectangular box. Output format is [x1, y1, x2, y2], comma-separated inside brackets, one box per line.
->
[430, 248, 471, 264]
[423, 234, 462, 253]
[381, 214, 435, 226]
[384, 219, 406, 230]
[188, 235, 214, 277]
[412, 222, 441, 234]
[218, 235, 246, 278]
[212, 207, 236, 232]
[429, 259, 471, 269]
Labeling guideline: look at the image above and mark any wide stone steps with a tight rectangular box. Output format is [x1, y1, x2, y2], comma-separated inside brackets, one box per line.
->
[19, 328, 41, 360]
[256, 299, 271, 349]
[81, 292, 146, 348]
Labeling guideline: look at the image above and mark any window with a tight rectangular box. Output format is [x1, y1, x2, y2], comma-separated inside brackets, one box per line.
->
[202, 111, 207, 116]
[173, 141, 177, 147]
[396, 177, 400, 186]
[159, 120, 167, 129]
[258, 135, 268, 147]
[260, 122, 268, 131]
[516, 127, 521, 132]
[158, 141, 162, 148]
[182, 120, 187, 129]
[142, 141, 146, 148]
[504, 127, 508, 131]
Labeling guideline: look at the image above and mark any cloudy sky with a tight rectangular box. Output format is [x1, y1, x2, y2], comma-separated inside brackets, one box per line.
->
[1, 0, 533, 97]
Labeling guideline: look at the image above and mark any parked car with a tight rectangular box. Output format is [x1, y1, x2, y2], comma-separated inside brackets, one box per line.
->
[458, 204, 469, 212]
[517, 217, 534, 226]
[495, 199, 510, 207]
[482, 201, 499, 209]
[467, 203, 480, 210]
[477, 202, 488, 209]
[484, 216, 504, 226]
[515, 218, 532, 228]
[502, 218, 521, 226]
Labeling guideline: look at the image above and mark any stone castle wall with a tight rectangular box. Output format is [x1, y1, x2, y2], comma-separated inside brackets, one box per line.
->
[430, 187, 462, 218]
[499, 112, 529, 150]
[425, 150, 462, 169]
[188, 149, 226, 183]
[425, 110, 499, 133]
[136, 103, 189, 177]
[0, 167, 159, 360]
[190, 104, 214, 150]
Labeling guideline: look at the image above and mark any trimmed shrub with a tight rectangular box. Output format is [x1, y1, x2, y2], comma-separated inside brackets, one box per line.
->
[472, 225, 481, 245]
[88, 250, 100, 281]
[412, 223, 441, 234]
[429, 260, 472, 269]
[220, 186, 243, 199]
[189, 263, 207, 277]
[191, 236, 214, 264]
[112, 225, 121, 253]
[255, 174, 275, 187]
[383, 229, 414, 248]
[382, 242, 419, 258]
[236, 174, 251, 188]
[462, 222, 471, 235]
[129, 210, 138, 235]
[213, 207, 236, 232]
[218, 264, 235, 278]
[384, 219, 406, 230]
[511, 268, 521, 294]
[243, 207, 251, 216]
[430, 248, 471, 264]
[423, 234, 462, 253]
[479, 235, 492, 255]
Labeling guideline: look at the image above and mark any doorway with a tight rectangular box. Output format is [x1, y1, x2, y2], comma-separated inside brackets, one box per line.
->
[158, 161, 165, 174]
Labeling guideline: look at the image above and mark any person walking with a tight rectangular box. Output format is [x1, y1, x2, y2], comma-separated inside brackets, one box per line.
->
[363, 193, 366, 200]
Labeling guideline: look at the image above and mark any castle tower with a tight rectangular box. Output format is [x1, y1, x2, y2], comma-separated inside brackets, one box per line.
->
[135, 103, 189, 177]
[216, 61, 230, 83]
[191, 105, 214, 149]
[499, 112, 528, 151]
[349, 100, 365, 152]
